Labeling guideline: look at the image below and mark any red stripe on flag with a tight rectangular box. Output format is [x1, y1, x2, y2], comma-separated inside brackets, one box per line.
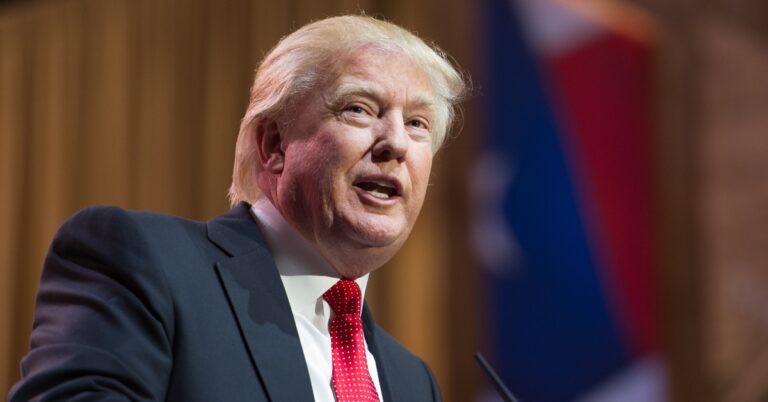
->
[543, 32, 659, 356]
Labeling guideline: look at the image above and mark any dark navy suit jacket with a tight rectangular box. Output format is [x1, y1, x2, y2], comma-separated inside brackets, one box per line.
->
[9, 202, 441, 401]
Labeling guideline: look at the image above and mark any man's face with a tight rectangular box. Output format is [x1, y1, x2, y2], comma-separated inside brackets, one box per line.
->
[271, 46, 436, 277]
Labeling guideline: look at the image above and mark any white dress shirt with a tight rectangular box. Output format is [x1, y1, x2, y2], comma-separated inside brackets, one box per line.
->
[250, 197, 383, 402]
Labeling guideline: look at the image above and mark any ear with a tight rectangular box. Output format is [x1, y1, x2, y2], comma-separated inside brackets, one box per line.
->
[254, 117, 285, 173]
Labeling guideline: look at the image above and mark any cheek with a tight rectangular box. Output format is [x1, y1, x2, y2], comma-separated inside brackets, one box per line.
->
[291, 137, 338, 177]
[409, 152, 434, 200]
[291, 137, 358, 202]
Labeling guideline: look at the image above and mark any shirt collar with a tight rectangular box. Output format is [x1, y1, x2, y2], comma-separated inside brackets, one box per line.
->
[250, 197, 369, 321]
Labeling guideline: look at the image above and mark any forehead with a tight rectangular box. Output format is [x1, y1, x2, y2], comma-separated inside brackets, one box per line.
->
[324, 46, 435, 105]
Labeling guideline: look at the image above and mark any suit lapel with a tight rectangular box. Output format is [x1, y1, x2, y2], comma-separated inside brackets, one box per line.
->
[208, 203, 314, 401]
[363, 304, 397, 402]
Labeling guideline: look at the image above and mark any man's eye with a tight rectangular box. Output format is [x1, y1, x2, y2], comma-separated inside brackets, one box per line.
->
[408, 119, 428, 129]
[346, 105, 366, 114]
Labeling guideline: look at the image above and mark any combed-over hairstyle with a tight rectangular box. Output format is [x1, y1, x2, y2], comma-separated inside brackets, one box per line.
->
[228, 15, 466, 206]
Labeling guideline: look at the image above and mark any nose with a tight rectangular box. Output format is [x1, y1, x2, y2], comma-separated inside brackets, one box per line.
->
[371, 113, 408, 163]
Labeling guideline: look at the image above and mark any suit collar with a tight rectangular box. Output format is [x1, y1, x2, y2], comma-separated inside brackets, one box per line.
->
[208, 202, 315, 401]
[208, 202, 398, 401]
[363, 307, 424, 402]
[362, 305, 394, 402]
[206, 202, 266, 257]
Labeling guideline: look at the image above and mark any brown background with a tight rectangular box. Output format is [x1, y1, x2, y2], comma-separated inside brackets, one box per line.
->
[1, 0, 767, 401]
[634, 0, 768, 400]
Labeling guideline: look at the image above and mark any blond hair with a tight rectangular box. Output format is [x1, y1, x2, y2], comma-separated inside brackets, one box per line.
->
[229, 15, 466, 206]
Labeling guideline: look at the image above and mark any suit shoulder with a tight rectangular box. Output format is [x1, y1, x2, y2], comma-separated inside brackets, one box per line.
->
[61, 206, 204, 242]
[53, 206, 211, 276]
[65, 205, 202, 229]
[13, 206, 180, 401]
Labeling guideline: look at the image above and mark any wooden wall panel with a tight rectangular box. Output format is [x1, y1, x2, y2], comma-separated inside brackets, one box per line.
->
[0, 14, 27, 394]
[632, 0, 768, 400]
[699, 18, 768, 402]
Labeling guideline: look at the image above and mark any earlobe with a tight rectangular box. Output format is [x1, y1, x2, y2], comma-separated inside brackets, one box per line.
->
[255, 118, 285, 173]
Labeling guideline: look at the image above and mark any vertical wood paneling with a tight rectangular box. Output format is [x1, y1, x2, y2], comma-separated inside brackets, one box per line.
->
[133, 0, 179, 213]
[200, 0, 252, 216]
[76, 0, 134, 206]
[699, 19, 768, 402]
[631, 2, 707, 402]
[251, 0, 291, 63]
[0, 15, 27, 396]
[167, 0, 208, 219]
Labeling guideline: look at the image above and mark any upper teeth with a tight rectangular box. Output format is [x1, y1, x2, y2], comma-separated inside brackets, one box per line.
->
[372, 180, 395, 189]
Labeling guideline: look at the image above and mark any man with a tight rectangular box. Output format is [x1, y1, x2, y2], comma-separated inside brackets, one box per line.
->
[9, 15, 465, 401]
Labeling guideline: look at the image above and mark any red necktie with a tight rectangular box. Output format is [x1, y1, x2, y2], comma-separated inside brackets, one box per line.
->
[323, 279, 381, 402]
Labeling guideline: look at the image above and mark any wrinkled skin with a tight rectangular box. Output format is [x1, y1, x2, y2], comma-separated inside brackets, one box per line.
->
[257, 46, 437, 278]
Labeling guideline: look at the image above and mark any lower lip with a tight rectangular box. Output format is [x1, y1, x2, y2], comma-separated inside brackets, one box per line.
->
[354, 186, 401, 207]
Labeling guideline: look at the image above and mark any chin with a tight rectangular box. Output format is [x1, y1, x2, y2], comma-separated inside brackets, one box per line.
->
[348, 228, 402, 249]
[321, 222, 408, 278]
[344, 215, 409, 248]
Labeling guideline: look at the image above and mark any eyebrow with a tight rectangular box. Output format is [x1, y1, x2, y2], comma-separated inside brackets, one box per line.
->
[325, 80, 437, 113]
[325, 81, 385, 108]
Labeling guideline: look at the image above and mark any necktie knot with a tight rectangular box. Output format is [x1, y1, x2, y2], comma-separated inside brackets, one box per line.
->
[323, 278, 361, 316]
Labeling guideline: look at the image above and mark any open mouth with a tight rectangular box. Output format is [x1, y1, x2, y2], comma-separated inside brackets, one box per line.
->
[354, 177, 401, 200]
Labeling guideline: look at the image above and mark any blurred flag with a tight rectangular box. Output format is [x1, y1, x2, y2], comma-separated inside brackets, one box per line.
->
[472, 0, 664, 400]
